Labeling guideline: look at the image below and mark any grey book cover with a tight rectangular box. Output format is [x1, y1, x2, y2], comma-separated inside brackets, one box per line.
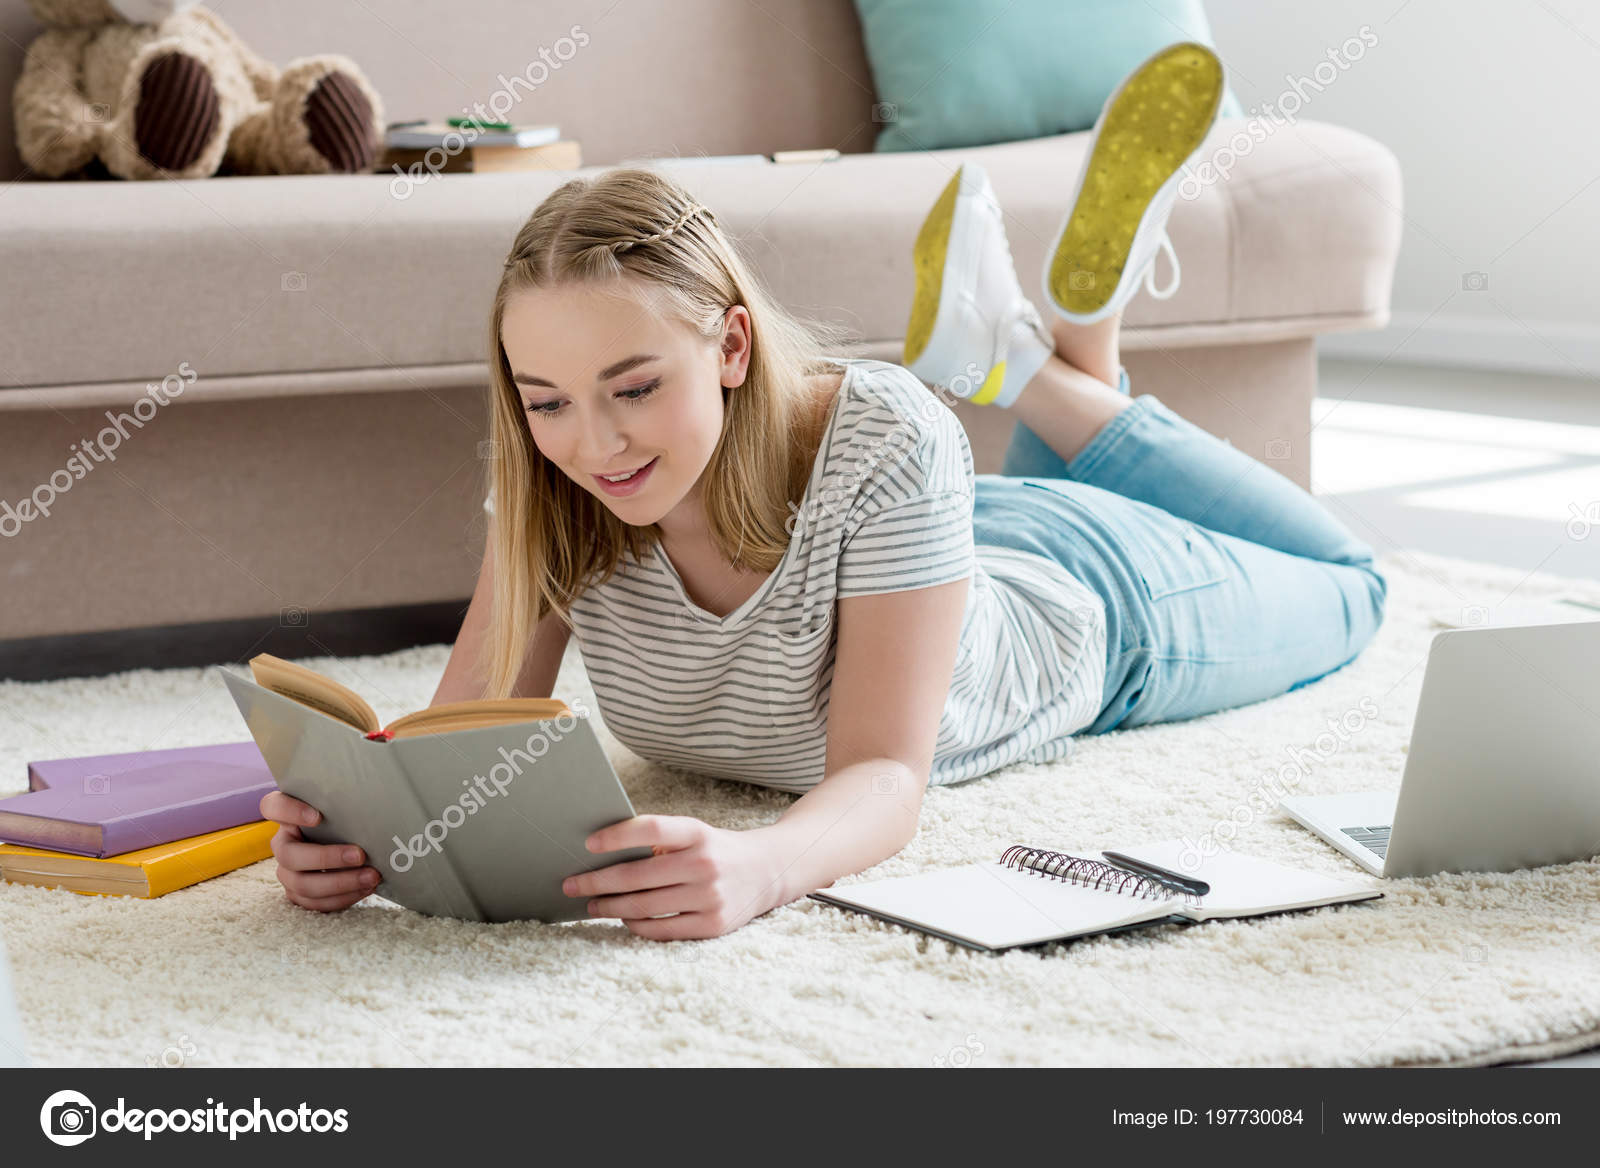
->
[218, 668, 651, 923]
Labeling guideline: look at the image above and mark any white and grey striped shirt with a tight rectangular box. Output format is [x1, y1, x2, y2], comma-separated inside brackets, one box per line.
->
[486, 358, 1106, 793]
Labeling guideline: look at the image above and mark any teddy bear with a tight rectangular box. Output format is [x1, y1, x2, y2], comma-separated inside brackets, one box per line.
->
[14, 0, 385, 180]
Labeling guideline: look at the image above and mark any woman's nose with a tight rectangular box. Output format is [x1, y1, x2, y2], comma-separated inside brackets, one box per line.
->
[575, 407, 627, 465]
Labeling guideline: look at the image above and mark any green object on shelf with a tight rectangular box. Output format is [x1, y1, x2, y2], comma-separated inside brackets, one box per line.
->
[448, 117, 513, 131]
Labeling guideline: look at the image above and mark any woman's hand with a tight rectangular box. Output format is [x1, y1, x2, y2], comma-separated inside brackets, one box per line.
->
[564, 815, 786, 940]
[260, 791, 383, 913]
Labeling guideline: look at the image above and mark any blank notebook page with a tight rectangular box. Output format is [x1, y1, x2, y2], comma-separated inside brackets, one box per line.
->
[822, 860, 1176, 950]
[1113, 839, 1380, 917]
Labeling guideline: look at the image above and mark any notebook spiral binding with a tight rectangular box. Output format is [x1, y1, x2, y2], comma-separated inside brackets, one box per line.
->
[999, 846, 1202, 907]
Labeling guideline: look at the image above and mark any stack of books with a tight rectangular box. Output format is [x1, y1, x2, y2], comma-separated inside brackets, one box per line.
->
[0, 743, 278, 899]
[380, 119, 582, 174]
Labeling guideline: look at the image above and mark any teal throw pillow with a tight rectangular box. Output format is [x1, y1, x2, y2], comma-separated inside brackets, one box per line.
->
[854, 0, 1245, 152]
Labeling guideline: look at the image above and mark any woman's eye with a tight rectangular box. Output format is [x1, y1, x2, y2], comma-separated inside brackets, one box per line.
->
[524, 380, 658, 417]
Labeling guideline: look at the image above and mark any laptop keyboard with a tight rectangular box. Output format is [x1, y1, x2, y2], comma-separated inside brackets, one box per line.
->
[1340, 825, 1392, 858]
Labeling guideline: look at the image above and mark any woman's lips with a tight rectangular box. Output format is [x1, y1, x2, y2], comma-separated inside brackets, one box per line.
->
[592, 456, 658, 497]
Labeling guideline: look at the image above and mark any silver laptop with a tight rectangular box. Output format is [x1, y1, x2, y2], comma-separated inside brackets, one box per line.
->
[1280, 619, 1600, 878]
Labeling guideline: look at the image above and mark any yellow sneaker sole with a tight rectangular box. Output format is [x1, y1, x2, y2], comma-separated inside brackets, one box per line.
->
[1046, 43, 1224, 316]
[904, 168, 963, 366]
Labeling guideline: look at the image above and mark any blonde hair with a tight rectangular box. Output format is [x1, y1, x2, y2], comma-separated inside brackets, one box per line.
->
[479, 167, 848, 699]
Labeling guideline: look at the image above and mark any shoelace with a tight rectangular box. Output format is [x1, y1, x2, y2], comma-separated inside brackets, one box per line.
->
[1143, 233, 1182, 300]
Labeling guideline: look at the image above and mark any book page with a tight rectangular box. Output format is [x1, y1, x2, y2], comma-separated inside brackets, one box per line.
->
[816, 860, 1178, 950]
[248, 654, 378, 734]
[385, 698, 572, 738]
[1109, 840, 1381, 919]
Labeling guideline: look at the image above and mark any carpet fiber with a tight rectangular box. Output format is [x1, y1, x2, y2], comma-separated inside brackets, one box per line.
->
[2, 549, 1598, 1067]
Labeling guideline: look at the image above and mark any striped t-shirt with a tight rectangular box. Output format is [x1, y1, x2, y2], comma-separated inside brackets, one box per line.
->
[485, 358, 1107, 793]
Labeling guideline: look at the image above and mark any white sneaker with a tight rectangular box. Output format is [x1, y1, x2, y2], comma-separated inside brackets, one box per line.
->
[902, 163, 1054, 409]
[1043, 42, 1226, 325]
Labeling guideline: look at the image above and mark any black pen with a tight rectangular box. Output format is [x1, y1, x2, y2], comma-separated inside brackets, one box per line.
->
[1101, 851, 1210, 897]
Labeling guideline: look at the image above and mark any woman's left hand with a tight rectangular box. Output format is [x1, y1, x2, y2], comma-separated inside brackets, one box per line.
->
[563, 814, 786, 940]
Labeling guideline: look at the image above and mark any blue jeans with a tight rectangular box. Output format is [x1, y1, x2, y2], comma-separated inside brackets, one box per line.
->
[971, 373, 1387, 735]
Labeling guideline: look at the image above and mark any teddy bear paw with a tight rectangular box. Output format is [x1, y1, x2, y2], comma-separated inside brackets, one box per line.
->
[302, 69, 379, 173]
[134, 50, 222, 172]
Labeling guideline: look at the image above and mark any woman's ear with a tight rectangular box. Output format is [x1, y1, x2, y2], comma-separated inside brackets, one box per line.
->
[719, 305, 753, 389]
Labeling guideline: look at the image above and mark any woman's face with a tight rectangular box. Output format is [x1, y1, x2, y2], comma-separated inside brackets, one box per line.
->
[500, 280, 751, 529]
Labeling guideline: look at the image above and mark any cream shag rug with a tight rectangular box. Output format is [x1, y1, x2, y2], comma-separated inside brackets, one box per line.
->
[2, 549, 1598, 1068]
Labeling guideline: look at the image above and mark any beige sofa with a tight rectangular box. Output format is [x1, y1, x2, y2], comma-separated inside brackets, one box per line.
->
[0, 0, 1402, 645]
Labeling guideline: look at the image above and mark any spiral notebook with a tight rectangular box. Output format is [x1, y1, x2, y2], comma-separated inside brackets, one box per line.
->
[809, 839, 1381, 952]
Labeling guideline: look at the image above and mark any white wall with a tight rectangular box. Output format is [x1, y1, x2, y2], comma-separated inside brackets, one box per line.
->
[1206, 0, 1600, 378]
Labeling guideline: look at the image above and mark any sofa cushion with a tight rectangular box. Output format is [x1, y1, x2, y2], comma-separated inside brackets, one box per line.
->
[0, 118, 1399, 396]
[855, 0, 1243, 152]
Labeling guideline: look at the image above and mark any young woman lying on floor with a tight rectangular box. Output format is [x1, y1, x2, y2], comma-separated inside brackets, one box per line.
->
[261, 44, 1385, 939]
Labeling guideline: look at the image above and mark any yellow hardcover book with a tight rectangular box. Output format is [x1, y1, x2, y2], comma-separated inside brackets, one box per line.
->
[0, 820, 276, 899]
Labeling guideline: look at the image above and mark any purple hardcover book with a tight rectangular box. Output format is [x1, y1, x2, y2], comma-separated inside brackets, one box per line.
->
[2, 741, 278, 857]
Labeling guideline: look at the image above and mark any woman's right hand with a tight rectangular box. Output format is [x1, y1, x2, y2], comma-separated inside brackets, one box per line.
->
[260, 791, 383, 912]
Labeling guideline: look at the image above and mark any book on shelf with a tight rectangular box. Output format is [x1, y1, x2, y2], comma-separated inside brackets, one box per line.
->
[217, 654, 650, 923]
[0, 821, 276, 899]
[810, 838, 1381, 952]
[385, 121, 560, 150]
[381, 139, 583, 175]
[0, 741, 276, 857]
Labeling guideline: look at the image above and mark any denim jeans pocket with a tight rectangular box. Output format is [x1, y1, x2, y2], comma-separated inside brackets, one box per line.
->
[1132, 523, 1230, 602]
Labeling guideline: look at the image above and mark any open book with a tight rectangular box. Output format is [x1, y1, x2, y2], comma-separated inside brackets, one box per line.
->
[218, 655, 651, 923]
[810, 839, 1382, 952]
[247, 653, 571, 740]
